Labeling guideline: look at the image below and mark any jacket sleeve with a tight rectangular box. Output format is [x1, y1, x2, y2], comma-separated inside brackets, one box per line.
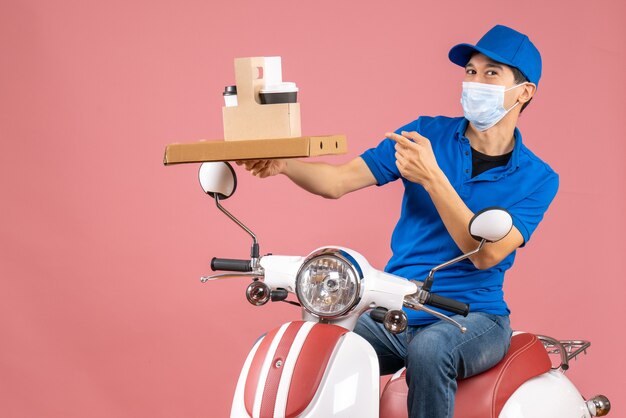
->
[360, 119, 420, 186]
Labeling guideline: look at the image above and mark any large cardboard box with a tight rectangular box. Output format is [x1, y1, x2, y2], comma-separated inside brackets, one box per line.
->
[163, 135, 347, 165]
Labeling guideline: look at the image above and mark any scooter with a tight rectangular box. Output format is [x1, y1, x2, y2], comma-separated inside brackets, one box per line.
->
[195, 161, 611, 418]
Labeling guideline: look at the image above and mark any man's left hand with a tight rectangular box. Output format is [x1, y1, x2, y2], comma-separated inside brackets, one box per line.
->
[386, 131, 443, 187]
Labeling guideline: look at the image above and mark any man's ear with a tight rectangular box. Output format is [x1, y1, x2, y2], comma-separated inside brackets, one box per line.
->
[520, 83, 537, 104]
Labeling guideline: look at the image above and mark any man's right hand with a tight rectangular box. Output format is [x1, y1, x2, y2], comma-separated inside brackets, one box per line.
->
[236, 159, 286, 178]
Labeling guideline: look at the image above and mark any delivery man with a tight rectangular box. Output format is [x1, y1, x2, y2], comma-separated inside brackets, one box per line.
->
[239, 24, 558, 418]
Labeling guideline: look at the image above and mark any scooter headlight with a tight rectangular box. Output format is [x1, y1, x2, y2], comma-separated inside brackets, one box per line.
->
[295, 248, 362, 318]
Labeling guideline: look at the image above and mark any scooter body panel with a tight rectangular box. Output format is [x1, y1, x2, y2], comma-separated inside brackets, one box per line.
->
[230, 321, 379, 418]
[297, 331, 379, 417]
[500, 370, 591, 418]
[231, 338, 263, 418]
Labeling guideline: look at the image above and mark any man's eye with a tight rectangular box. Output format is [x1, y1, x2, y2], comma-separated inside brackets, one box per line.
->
[465, 69, 476, 74]
[486, 70, 498, 76]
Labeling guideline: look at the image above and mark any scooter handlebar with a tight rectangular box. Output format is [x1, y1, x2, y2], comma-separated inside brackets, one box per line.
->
[211, 257, 252, 272]
[423, 293, 470, 317]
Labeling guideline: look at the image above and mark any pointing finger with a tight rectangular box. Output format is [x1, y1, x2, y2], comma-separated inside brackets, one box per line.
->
[401, 131, 429, 146]
[386, 132, 413, 146]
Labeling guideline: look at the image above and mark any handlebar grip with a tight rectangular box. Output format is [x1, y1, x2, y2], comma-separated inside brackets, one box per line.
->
[369, 307, 388, 323]
[211, 257, 252, 272]
[424, 293, 470, 317]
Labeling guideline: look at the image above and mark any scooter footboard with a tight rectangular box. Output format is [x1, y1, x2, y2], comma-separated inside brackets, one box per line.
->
[231, 321, 379, 418]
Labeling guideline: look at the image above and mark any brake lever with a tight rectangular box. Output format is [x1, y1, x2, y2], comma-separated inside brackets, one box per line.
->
[200, 271, 264, 283]
[403, 295, 467, 333]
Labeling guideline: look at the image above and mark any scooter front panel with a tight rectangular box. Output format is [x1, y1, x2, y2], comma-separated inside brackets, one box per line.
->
[231, 321, 347, 417]
[284, 323, 358, 417]
[231, 338, 262, 418]
[243, 321, 291, 416]
[259, 321, 309, 417]
[296, 331, 379, 418]
[241, 321, 312, 417]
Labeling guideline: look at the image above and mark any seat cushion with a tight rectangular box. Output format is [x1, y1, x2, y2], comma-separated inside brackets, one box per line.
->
[379, 333, 552, 418]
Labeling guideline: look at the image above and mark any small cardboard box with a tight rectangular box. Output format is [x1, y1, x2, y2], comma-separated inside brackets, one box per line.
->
[222, 57, 301, 140]
[163, 135, 347, 165]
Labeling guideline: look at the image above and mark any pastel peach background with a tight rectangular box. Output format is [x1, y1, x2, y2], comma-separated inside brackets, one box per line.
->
[1, 0, 624, 417]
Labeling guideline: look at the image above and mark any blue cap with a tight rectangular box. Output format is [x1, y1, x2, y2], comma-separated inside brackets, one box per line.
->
[449, 25, 542, 85]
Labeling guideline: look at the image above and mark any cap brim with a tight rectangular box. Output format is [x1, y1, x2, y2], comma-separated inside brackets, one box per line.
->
[448, 43, 515, 70]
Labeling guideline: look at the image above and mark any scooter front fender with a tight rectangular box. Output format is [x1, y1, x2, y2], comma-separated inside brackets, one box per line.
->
[231, 321, 379, 418]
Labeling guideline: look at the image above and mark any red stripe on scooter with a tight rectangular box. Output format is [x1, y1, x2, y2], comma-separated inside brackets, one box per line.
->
[244, 326, 280, 416]
[259, 321, 305, 418]
[285, 324, 348, 418]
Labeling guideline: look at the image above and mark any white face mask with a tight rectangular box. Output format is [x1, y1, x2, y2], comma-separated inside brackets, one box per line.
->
[461, 82, 526, 131]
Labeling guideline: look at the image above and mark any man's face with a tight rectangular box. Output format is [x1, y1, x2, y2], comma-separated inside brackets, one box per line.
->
[464, 53, 528, 111]
[463, 53, 517, 87]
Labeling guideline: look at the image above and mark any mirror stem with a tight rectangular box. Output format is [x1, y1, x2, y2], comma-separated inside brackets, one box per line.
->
[214, 195, 260, 263]
[422, 239, 486, 292]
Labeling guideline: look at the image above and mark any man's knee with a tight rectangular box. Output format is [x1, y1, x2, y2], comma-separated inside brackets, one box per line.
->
[406, 328, 455, 374]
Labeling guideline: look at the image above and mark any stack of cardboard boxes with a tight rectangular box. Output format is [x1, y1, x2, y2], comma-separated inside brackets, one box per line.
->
[164, 57, 346, 165]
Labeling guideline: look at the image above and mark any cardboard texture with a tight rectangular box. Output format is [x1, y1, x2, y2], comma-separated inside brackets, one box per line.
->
[163, 135, 347, 165]
[222, 57, 301, 140]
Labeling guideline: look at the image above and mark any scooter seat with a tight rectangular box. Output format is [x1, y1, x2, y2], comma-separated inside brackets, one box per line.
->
[379, 332, 552, 418]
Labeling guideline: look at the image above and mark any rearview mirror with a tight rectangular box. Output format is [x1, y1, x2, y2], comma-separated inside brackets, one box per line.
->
[198, 162, 237, 200]
[469, 208, 513, 243]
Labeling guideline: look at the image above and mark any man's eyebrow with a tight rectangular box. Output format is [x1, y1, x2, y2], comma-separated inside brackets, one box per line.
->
[465, 62, 505, 70]
[485, 63, 504, 70]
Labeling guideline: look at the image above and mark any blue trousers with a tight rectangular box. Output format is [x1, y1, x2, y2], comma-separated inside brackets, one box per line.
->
[353, 311, 512, 418]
